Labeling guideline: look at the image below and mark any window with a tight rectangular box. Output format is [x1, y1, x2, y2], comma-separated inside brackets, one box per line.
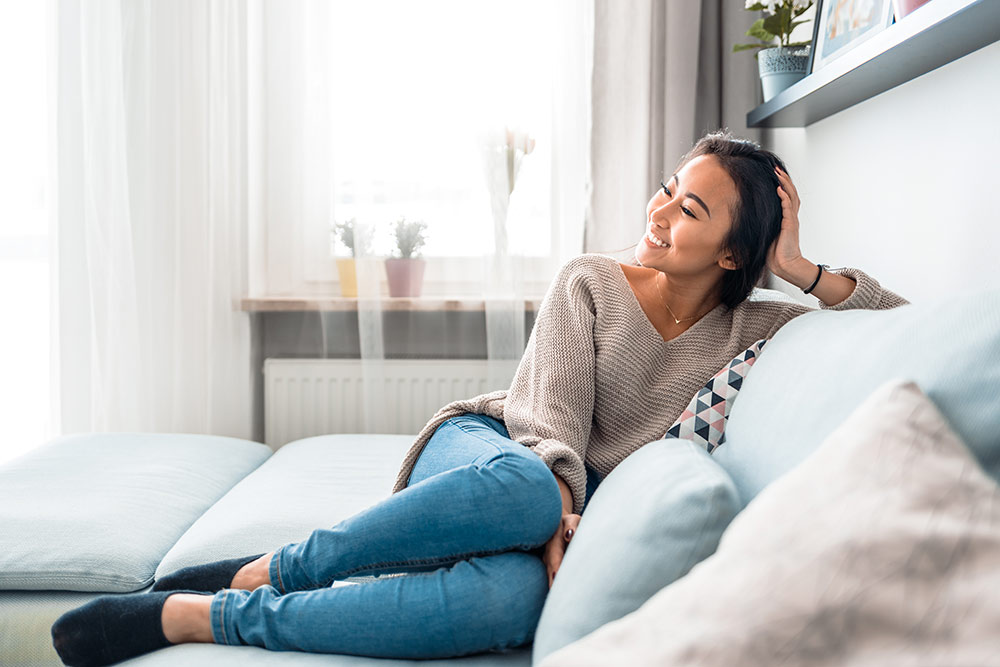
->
[254, 0, 591, 297]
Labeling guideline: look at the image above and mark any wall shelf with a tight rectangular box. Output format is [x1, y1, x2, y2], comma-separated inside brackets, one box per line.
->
[747, 0, 1000, 128]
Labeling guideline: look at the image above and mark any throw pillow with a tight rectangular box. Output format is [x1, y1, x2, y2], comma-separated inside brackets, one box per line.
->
[540, 378, 1000, 666]
[664, 338, 767, 453]
[531, 439, 741, 666]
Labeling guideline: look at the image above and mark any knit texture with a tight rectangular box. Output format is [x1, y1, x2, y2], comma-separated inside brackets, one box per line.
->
[390, 254, 909, 514]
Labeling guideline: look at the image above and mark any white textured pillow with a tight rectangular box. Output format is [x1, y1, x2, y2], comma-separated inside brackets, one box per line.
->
[541, 378, 1000, 667]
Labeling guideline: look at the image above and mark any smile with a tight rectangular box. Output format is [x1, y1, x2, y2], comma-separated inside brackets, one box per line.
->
[645, 231, 669, 248]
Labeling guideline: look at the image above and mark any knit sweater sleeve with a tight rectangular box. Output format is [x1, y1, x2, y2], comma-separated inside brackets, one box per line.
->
[819, 266, 910, 311]
[760, 266, 910, 338]
[502, 257, 598, 515]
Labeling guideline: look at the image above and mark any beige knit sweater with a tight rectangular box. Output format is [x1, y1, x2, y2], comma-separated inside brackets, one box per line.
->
[391, 254, 909, 514]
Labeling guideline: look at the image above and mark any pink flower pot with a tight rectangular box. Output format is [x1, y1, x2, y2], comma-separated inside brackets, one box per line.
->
[385, 258, 427, 298]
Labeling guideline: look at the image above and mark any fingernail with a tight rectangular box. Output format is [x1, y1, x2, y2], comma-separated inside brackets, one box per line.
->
[565, 529, 574, 540]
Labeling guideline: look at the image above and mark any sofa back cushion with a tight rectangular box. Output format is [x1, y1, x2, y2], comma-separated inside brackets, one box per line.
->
[540, 379, 1000, 666]
[155, 434, 415, 578]
[0, 433, 270, 592]
[713, 288, 1000, 507]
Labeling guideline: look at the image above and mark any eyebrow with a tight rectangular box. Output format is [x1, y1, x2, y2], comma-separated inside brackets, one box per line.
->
[671, 174, 711, 219]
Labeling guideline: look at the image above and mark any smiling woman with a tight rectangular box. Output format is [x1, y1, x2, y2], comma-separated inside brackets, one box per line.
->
[52, 129, 909, 666]
[627, 133, 788, 342]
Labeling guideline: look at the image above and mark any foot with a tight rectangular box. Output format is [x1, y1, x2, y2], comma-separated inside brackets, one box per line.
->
[51, 589, 209, 667]
[230, 551, 274, 590]
[151, 552, 269, 593]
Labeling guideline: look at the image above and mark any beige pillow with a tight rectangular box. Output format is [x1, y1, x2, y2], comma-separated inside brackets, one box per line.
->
[540, 378, 1000, 667]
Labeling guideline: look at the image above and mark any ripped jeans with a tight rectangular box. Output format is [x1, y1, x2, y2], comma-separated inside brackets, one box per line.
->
[208, 414, 603, 659]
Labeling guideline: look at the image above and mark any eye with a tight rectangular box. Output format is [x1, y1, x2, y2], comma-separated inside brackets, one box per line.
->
[682, 207, 695, 218]
[659, 181, 671, 197]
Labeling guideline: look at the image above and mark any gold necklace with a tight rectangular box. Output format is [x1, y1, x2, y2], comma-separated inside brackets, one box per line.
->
[654, 272, 704, 325]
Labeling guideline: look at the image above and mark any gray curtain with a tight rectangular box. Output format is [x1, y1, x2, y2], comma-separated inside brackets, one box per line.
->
[586, 0, 761, 254]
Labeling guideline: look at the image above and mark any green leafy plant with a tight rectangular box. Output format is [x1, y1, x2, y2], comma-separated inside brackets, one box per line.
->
[734, 0, 813, 54]
[333, 218, 373, 257]
[390, 217, 428, 259]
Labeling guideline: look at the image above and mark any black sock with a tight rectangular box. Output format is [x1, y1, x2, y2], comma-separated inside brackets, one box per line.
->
[51, 589, 208, 667]
[151, 553, 266, 593]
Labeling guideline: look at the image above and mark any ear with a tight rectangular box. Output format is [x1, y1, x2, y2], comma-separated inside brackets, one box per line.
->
[717, 253, 740, 271]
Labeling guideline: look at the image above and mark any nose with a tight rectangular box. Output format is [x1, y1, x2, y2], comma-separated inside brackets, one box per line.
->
[651, 201, 671, 227]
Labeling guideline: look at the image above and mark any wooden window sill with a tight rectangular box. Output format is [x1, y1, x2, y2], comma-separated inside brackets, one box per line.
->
[241, 296, 543, 312]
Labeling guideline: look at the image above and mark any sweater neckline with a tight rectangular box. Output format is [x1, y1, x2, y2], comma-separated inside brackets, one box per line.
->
[613, 261, 726, 346]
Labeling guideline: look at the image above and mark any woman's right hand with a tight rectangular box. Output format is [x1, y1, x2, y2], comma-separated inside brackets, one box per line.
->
[542, 513, 581, 588]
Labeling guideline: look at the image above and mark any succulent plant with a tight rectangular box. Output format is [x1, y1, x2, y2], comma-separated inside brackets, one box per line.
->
[391, 217, 428, 259]
[333, 218, 374, 257]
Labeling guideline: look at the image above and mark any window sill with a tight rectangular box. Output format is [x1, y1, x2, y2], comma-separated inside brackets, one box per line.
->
[241, 296, 543, 312]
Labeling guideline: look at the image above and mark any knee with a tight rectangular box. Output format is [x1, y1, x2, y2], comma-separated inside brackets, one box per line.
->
[482, 452, 563, 543]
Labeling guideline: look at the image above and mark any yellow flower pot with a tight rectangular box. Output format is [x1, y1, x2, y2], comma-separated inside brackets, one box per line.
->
[335, 258, 357, 297]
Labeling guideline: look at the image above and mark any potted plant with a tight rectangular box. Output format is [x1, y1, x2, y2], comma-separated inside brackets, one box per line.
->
[332, 218, 373, 298]
[734, 0, 814, 102]
[385, 217, 428, 298]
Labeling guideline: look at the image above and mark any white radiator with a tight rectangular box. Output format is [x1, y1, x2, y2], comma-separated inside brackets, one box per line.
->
[263, 359, 519, 448]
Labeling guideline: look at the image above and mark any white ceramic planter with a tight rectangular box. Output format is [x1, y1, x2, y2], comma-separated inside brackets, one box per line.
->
[758, 46, 810, 102]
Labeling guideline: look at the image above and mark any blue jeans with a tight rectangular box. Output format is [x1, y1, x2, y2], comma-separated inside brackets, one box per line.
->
[208, 414, 603, 659]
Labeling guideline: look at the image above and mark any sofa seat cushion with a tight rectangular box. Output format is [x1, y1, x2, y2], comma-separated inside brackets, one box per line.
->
[714, 288, 1000, 507]
[0, 590, 110, 665]
[155, 434, 416, 579]
[124, 643, 530, 666]
[0, 433, 270, 592]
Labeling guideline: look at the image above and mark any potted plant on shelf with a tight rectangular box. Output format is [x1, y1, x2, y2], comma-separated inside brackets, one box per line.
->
[332, 218, 373, 298]
[385, 217, 428, 298]
[734, 0, 814, 102]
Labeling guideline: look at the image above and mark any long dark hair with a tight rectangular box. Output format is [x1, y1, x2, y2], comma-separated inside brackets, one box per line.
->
[679, 130, 787, 309]
[607, 130, 787, 310]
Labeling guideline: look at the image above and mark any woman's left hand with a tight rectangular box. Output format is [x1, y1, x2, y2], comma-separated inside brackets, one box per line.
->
[543, 513, 581, 589]
[766, 166, 805, 278]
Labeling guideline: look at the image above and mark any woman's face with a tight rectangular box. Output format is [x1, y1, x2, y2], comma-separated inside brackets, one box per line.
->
[634, 154, 739, 276]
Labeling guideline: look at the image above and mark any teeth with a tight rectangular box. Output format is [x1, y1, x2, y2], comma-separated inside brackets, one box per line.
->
[647, 231, 669, 248]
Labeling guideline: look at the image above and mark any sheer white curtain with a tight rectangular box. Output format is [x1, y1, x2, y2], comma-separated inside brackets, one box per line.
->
[49, 0, 590, 442]
[586, 0, 761, 254]
[0, 1, 53, 464]
[254, 0, 592, 433]
[55, 0, 253, 438]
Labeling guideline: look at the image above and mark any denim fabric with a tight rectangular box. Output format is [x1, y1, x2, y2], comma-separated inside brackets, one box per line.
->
[209, 414, 593, 659]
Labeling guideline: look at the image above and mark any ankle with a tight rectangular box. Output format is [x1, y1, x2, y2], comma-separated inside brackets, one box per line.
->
[161, 593, 214, 644]
[230, 551, 273, 590]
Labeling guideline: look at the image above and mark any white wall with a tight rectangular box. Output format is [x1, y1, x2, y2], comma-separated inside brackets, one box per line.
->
[764, 40, 1000, 305]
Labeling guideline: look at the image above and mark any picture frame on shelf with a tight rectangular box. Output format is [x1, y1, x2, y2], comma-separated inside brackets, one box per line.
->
[810, 0, 895, 73]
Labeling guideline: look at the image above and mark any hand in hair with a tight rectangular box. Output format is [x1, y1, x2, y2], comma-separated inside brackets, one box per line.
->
[766, 165, 805, 276]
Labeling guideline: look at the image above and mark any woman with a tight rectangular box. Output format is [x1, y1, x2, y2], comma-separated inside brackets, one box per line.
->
[51, 131, 908, 666]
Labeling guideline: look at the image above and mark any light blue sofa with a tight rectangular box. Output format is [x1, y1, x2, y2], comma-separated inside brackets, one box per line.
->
[2, 286, 997, 666]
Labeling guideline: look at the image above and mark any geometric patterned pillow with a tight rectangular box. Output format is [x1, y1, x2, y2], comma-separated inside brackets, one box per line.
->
[663, 339, 768, 454]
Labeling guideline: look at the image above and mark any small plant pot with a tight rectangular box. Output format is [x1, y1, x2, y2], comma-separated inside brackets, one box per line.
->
[385, 258, 427, 298]
[758, 46, 810, 102]
[335, 258, 357, 298]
